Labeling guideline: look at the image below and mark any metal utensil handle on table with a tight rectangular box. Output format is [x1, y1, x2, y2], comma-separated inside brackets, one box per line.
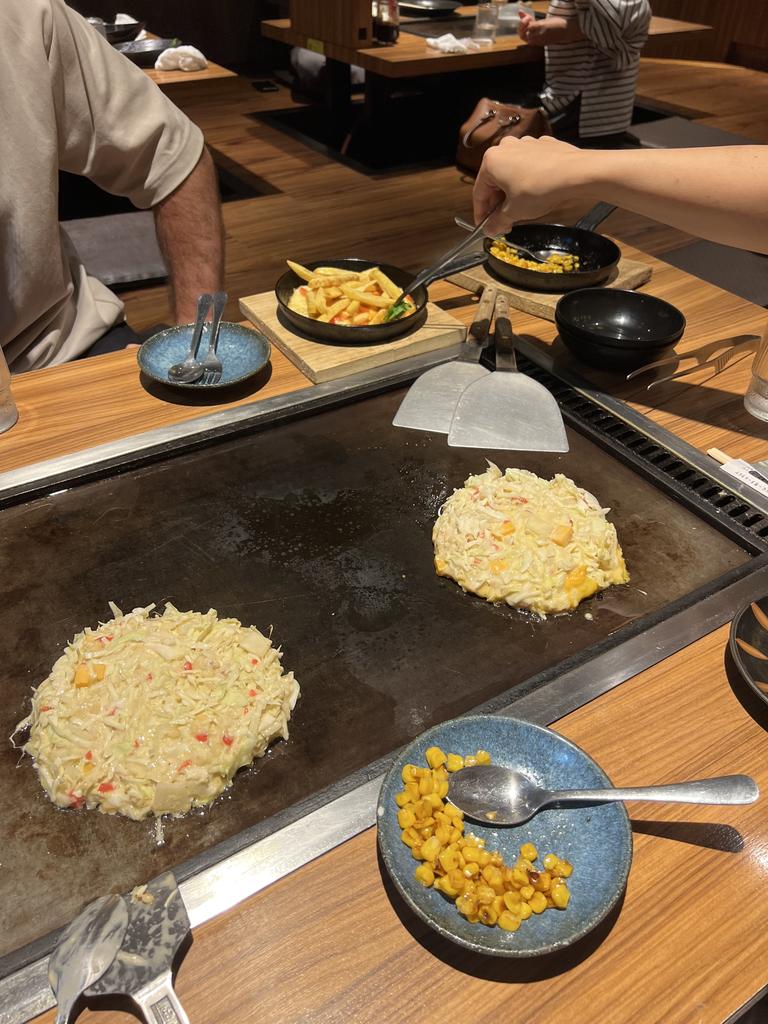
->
[132, 969, 190, 1024]
[645, 346, 755, 390]
[546, 773, 759, 806]
[626, 335, 759, 381]
[199, 290, 227, 384]
[397, 204, 499, 301]
[574, 201, 616, 232]
[491, 293, 518, 372]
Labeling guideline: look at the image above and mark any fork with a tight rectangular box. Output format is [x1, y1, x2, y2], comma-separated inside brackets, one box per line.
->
[198, 291, 227, 385]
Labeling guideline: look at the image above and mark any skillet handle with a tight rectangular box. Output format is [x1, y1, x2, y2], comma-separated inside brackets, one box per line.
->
[493, 294, 518, 372]
[575, 202, 616, 232]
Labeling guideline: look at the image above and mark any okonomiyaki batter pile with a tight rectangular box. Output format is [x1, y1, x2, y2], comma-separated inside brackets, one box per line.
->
[15, 603, 300, 819]
[433, 465, 628, 616]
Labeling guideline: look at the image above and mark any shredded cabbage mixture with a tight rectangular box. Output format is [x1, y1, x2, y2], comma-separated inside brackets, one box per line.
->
[13, 603, 300, 820]
[433, 464, 629, 616]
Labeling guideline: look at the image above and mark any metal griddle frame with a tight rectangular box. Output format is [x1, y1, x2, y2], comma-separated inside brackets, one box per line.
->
[4, 339, 768, 1024]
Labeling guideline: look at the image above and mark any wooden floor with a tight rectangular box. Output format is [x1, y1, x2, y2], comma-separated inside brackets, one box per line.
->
[118, 58, 768, 332]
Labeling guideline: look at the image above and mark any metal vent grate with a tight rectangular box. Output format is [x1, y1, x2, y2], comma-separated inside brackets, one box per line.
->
[518, 354, 768, 547]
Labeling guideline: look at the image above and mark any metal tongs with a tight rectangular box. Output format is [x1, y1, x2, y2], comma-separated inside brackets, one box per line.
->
[625, 335, 759, 389]
[386, 207, 498, 318]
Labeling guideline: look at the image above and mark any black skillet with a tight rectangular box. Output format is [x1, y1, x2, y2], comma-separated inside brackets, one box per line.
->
[485, 202, 620, 292]
[275, 254, 482, 344]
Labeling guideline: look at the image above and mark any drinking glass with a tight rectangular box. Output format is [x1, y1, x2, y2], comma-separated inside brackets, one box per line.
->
[473, 3, 500, 45]
[0, 347, 18, 435]
[744, 322, 768, 422]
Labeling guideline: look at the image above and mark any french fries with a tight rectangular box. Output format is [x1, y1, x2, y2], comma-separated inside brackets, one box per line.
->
[286, 260, 416, 327]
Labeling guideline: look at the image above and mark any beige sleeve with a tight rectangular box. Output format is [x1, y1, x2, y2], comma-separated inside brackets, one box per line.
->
[48, 0, 204, 209]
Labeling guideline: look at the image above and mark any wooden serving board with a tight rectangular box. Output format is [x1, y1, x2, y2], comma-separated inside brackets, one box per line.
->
[446, 256, 652, 323]
[239, 292, 465, 383]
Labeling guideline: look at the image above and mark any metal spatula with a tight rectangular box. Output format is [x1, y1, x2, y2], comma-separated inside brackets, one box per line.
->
[448, 293, 569, 452]
[86, 871, 191, 1023]
[392, 285, 497, 433]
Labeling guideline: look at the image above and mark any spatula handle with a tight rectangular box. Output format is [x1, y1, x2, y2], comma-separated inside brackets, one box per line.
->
[132, 970, 190, 1024]
[493, 294, 518, 372]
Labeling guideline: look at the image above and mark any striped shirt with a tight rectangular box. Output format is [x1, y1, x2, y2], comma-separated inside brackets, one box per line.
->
[541, 0, 651, 138]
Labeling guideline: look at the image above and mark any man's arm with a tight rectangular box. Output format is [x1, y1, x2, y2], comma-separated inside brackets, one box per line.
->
[153, 147, 225, 324]
[474, 135, 768, 255]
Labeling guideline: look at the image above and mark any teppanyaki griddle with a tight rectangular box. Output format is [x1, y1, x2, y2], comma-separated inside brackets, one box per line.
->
[0, 377, 763, 980]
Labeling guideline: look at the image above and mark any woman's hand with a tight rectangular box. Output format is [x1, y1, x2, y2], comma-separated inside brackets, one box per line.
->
[519, 11, 584, 45]
[473, 136, 584, 235]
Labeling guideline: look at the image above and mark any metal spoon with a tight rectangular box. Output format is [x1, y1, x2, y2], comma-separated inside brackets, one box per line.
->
[167, 293, 212, 383]
[49, 894, 129, 1024]
[447, 765, 760, 827]
[454, 216, 550, 264]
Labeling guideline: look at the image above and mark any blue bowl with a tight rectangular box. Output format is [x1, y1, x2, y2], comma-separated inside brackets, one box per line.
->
[377, 715, 632, 957]
[138, 323, 271, 390]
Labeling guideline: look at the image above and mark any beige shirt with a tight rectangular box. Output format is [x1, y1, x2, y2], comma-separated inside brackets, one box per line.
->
[1, 0, 204, 372]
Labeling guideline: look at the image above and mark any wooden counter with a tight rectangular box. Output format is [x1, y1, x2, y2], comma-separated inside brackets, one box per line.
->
[12, 246, 768, 1023]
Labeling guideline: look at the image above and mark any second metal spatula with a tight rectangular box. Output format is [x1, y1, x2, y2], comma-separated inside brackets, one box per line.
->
[393, 285, 497, 433]
[448, 294, 569, 453]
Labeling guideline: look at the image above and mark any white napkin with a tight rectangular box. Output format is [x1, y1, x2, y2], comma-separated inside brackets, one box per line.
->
[154, 45, 208, 72]
[426, 33, 481, 54]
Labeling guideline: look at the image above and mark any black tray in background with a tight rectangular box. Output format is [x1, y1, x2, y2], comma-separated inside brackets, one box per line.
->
[0, 384, 760, 977]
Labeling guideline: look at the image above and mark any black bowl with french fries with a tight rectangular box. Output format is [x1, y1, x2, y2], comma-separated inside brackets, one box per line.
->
[275, 258, 428, 344]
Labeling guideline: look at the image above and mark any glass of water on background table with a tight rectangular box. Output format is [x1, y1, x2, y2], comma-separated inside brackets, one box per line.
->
[0, 347, 18, 435]
[744, 321, 768, 422]
[473, 2, 501, 45]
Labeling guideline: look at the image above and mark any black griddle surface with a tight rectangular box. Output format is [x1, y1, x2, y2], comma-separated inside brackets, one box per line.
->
[0, 386, 750, 971]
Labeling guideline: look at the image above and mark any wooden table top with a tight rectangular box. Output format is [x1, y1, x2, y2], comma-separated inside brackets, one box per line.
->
[261, 6, 712, 79]
[16, 245, 768, 1024]
[138, 31, 236, 87]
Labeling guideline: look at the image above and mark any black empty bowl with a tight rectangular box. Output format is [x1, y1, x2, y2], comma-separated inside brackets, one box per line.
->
[103, 20, 146, 44]
[114, 38, 179, 67]
[555, 288, 686, 371]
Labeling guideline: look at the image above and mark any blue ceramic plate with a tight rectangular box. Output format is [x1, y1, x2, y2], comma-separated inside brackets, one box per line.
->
[377, 715, 632, 957]
[138, 323, 271, 390]
[729, 596, 768, 708]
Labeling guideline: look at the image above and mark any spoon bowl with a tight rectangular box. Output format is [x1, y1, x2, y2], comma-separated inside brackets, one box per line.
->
[448, 764, 759, 826]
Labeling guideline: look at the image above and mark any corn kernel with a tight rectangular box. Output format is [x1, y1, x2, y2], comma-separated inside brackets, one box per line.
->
[478, 905, 498, 927]
[464, 755, 478, 768]
[402, 764, 417, 784]
[448, 868, 467, 893]
[401, 828, 418, 848]
[418, 774, 434, 796]
[551, 884, 570, 909]
[463, 862, 480, 878]
[426, 792, 443, 810]
[534, 871, 551, 893]
[511, 868, 528, 888]
[437, 781, 449, 799]
[558, 859, 573, 878]
[435, 824, 452, 846]
[444, 803, 463, 819]
[421, 836, 441, 863]
[395, 790, 411, 808]
[519, 901, 533, 920]
[503, 890, 521, 909]
[475, 749, 491, 765]
[411, 844, 423, 861]
[543, 853, 559, 871]
[446, 753, 464, 772]
[413, 798, 432, 819]
[397, 807, 416, 829]
[456, 893, 478, 918]
[498, 910, 521, 931]
[405, 781, 420, 802]
[475, 885, 495, 906]
[425, 746, 447, 769]
[520, 885, 534, 901]
[530, 892, 548, 914]
[520, 842, 538, 861]
[436, 876, 460, 898]
[415, 864, 435, 887]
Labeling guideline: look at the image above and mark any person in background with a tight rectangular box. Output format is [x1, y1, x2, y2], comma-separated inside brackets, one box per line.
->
[2, 0, 224, 373]
[473, 135, 768, 256]
[519, 0, 651, 146]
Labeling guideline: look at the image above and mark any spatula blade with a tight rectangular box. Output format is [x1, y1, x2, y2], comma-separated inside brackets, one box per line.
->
[447, 373, 569, 452]
[393, 362, 490, 434]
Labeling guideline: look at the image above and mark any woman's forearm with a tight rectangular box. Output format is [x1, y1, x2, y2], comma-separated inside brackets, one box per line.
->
[575, 146, 768, 253]
[474, 137, 768, 255]
[153, 147, 225, 323]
